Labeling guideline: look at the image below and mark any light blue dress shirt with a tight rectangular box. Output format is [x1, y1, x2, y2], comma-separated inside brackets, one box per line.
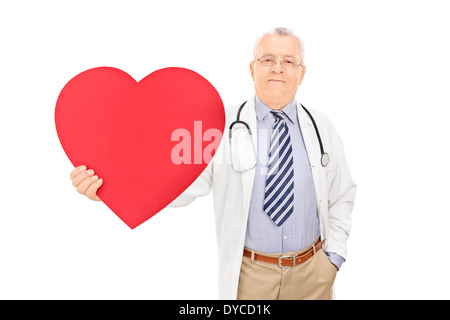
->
[244, 95, 344, 269]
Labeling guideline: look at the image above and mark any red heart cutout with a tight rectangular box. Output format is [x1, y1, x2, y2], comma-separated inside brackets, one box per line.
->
[55, 67, 225, 229]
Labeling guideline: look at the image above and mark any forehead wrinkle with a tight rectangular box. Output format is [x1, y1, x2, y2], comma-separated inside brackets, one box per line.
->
[256, 40, 302, 61]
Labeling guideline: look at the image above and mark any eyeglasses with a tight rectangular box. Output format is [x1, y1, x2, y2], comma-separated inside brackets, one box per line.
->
[253, 56, 303, 68]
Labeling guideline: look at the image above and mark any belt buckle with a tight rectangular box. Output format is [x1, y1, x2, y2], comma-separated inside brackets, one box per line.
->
[278, 254, 297, 268]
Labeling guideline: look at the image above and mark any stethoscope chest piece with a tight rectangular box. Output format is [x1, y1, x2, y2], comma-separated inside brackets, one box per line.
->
[321, 152, 329, 167]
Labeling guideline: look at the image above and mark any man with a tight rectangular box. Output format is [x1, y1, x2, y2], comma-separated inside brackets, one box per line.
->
[70, 27, 356, 300]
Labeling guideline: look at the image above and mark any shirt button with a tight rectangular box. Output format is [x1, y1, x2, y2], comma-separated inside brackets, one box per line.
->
[283, 236, 288, 240]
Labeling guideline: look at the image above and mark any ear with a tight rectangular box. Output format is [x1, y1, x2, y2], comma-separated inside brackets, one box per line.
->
[250, 61, 255, 81]
[298, 65, 306, 86]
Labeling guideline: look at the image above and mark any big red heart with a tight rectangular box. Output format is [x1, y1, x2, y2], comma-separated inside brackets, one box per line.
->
[55, 67, 225, 229]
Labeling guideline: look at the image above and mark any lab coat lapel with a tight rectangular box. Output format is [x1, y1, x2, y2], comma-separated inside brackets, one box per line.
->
[296, 103, 318, 164]
[296, 102, 323, 222]
[239, 97, 257, 218]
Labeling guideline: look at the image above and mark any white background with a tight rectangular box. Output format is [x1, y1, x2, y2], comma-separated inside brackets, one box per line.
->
[1, 0, 449, 300]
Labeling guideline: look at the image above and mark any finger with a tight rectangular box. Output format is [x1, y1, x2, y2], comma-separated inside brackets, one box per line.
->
[86, 178, 103, 201]
[70, 165, 87, 180]
[76, 175, 98, 195]
[72, 169, 95, 188]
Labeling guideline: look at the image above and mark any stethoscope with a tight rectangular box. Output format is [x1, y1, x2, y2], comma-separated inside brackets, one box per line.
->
[229, 101, 329, 173]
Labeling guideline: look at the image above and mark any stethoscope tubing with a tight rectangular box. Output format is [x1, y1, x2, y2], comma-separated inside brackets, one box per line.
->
[229, 100, 329, 167]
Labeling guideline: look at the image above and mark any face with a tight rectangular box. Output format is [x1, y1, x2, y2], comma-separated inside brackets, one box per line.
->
[250, 34, 306, 109]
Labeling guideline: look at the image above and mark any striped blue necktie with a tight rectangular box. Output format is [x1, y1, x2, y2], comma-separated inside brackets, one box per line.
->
[263, 110, 294, 226]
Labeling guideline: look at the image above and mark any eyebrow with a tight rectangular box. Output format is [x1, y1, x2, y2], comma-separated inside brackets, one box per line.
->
[261, 53, 298, 59]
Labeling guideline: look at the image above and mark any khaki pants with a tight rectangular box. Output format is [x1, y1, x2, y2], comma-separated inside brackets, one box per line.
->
[237, 242, 337, 300]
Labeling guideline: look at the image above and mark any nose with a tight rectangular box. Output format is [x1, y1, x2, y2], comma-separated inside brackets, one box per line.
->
[271, 59, 284, 73]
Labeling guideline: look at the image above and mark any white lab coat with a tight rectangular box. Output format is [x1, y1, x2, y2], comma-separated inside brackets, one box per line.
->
[169, 97, 357, 300]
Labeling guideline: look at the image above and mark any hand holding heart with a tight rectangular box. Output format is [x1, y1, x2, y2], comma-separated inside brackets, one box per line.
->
[70, 165, 103, 201]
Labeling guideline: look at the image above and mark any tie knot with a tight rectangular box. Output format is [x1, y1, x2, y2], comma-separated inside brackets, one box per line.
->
[271, 110, 286, 121]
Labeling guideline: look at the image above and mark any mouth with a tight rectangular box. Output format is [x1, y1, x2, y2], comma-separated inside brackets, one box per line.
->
[268, 79, 285, 83]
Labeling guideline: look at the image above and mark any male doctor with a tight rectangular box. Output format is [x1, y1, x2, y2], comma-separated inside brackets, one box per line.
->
[70, 27, 356, 300]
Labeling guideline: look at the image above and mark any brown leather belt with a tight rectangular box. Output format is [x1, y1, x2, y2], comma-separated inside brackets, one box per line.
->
[243, 238, 325, 268]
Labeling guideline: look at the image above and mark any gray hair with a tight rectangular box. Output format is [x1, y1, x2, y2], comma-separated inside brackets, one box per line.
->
[252, 27, 305, 62]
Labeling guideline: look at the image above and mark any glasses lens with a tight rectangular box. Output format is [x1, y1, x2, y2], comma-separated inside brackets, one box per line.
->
[260, 56, 275, 66]
[282, 58, 297, 68]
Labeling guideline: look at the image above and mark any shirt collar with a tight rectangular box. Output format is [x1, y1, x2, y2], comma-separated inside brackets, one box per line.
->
[254, 95, 297, 123]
